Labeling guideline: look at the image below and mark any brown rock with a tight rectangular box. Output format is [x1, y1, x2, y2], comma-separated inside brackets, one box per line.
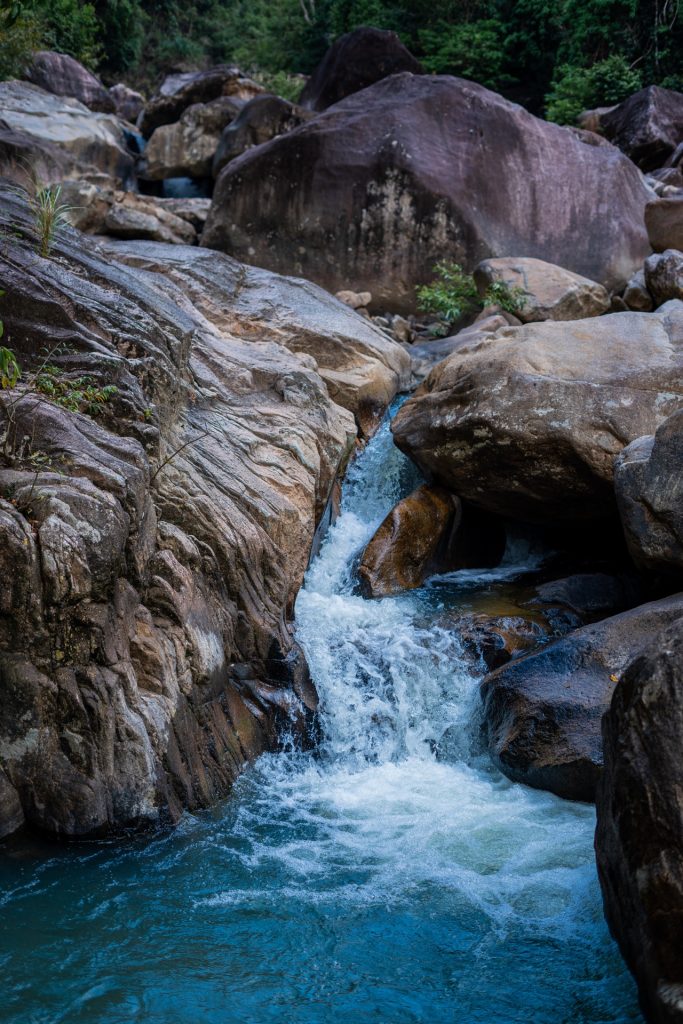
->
[646, 196, 683, 252]
[139, 65, 262, 137]
[25, 50, 115, 113]
[596, 616, 683, 1024]
[202, 74, 650, 312]
[645, 249, 683, 305]
[299, 26, 423, 112]
[213, 94, 312, 177]
[392, 303, 683, 523]
[145, 96, 244, 179]
[474, 256, 610, 323]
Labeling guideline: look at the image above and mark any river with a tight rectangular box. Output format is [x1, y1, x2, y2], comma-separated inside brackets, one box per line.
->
[0, 403, 640, 1024]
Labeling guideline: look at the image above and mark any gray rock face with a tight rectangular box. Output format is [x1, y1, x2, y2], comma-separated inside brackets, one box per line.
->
[202, 74, 651, 312]
[145, 96, 244, 179]
[110, 82, 145, 123]
[645, 249, 683, 305]
[0, 80, 134, 187]
[596, 617, 683, 1024]
[601, 85, 683, 171]
[212, 95, 312, 177]
[139, 66, 262, 137]
[0, 187, 407, 838]
[392, 303, 683, 524]
[480, 594, 683, 802]
[473, 256, 610, 323]
[25, 50, 115, 113]
[615, 410, 683, 576]
[299, 26, 423, 112]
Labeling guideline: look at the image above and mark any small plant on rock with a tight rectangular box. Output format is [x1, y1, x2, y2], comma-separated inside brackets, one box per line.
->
[417, 261, 526, 329]
[484, 278, 527, 315]
[11, 184, 76, 259]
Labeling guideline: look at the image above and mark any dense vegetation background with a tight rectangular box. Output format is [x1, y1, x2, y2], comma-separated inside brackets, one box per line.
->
[1, 0, 681, 121]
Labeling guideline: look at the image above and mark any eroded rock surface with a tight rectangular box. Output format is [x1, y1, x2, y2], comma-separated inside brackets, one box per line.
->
[0, 188, 406, 838]
[202, 74, 650, 311]
[596, 617, 683, 1024]
[139, 66, 262, 137]
[392, 303, 683, 523]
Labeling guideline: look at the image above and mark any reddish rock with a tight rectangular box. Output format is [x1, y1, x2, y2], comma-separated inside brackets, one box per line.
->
[601, 85, 683, 171]
[25, 50, 115, 113]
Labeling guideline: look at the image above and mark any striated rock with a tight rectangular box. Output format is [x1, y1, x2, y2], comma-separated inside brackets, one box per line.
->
[596, 617, 683, 1024]
[601, 85, 683, 171]
[357, 485, 505, 597]
[0, 80, 134, 187]
[299, 26, 423, 112]
[392, 302, 683, 524]
[145, 96, 244, 180]
[110, 82, 145, 123]
[139, 65, 263, 137]
[480, 594, 683, 802]
[474, 256, 610, 323]
[623, 268, 654, 311]
[645, 249, 683, 305]
[203, 74, 650, 311]
[213, 94, 312, 177]
[615, 410, 683, 576]
[646, 196, 683, 252]
[25, 50, 115, 113]
[0, 186, 406, 838]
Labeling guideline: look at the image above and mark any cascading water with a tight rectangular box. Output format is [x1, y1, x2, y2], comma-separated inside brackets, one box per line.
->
[0, 404, 640, 1024]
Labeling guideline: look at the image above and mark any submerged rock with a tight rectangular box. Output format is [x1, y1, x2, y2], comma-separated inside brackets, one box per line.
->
[480, 594, 683, 802]
[596, 617, 683, 1024]
[0, 186, 407, 838]
[392, 302, 683, 524]
[202, 74, 650, 312]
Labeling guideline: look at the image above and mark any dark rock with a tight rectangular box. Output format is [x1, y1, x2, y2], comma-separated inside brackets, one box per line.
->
[145, 95, 244, 179]
[615, 410, 683, 576]
[623, 269, 654, 312]
[647, 196, 683, 252]
[138, 65, 262, 137]
[645, 249, 683, 305]
[202, 74, 650, 313]
[213, 94, 312, 177]
[596, 617, 683, 1024]
[601, 85, 683, 171]
[25, 50, 115, 113]
[392, 303, 683, 524]
[480, 593, 683, 801]
[299, 26, 423, 112]
[529, 572, 643, 631]
[357, 485, 505, 597]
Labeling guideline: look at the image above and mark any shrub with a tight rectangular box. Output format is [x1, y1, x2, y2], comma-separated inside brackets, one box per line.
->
[545, 55, 642, 125]
[417, 261, 526, 325]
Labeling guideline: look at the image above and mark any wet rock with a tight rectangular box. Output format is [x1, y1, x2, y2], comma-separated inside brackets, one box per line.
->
[644, 249, 683, 305]
[202, 74, 650, 313]
[596, 617, 683, 1024]
[480, 593, 683, 802]
[601, 85, 683, 171]
[0, 184, 406, 838]
[139, 65, 262, 137]
[615, 410, 683, 577]
[646, 196, 683, 252]
[145, 95, 244, 179]
[25, 50, 115, 113]
[474, 256, 610, 323]
[459, 614, 550, 672]
[0, 80, 135, 187]
[213, 94, 311, 177]
[392, 302, 683, 524]
[529, 572, 644, 632]
[110, 83, 145, 123]
[299, 26, 423, 112]
[623, 269, 654, 312]
[357, 485, 505, 597]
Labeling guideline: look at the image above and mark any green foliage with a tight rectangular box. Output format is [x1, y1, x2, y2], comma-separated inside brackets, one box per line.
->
[34, 365, 117, 415]
[0, 347, 21, 389]
[546, 55, 642, 125]
[0, 1, 41, 79]
[19, 185, 75, 259]
[255, 69, 304, 102]
[417, 262, 526, 325]
[419, 19, 511, 90]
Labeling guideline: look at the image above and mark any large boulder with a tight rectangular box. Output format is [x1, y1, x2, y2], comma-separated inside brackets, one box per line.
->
[645, 249, 683, 305]
[212, 94, 312, 177]
[138, 65, 262, 137]
[480, 594, 683, 802]
[392, 302, 683, 524]
[61, 182, 209, 243]
[596, 619, 683, 1024]
[0, 80, 135, 187]
[145, 96, 244, 179]
[0, 186, 407, 838]
[601, 85, 683, 171]
[24, 50, 115, 113]
[646, 196, 683, 252]
[110, 83, 145, 124]
[615, 410, 683, 576]
[202, 74, 651, 312]
[357, 485, 505, 597]
[473, 256, 610, 322]
[298, 26, 423, 112]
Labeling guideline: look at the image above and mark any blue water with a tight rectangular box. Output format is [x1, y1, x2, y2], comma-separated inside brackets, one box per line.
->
[0, 408, 640, 1024]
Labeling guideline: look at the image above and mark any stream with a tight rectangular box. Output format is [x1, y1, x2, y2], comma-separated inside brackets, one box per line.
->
[0, 403, 641, 1024]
